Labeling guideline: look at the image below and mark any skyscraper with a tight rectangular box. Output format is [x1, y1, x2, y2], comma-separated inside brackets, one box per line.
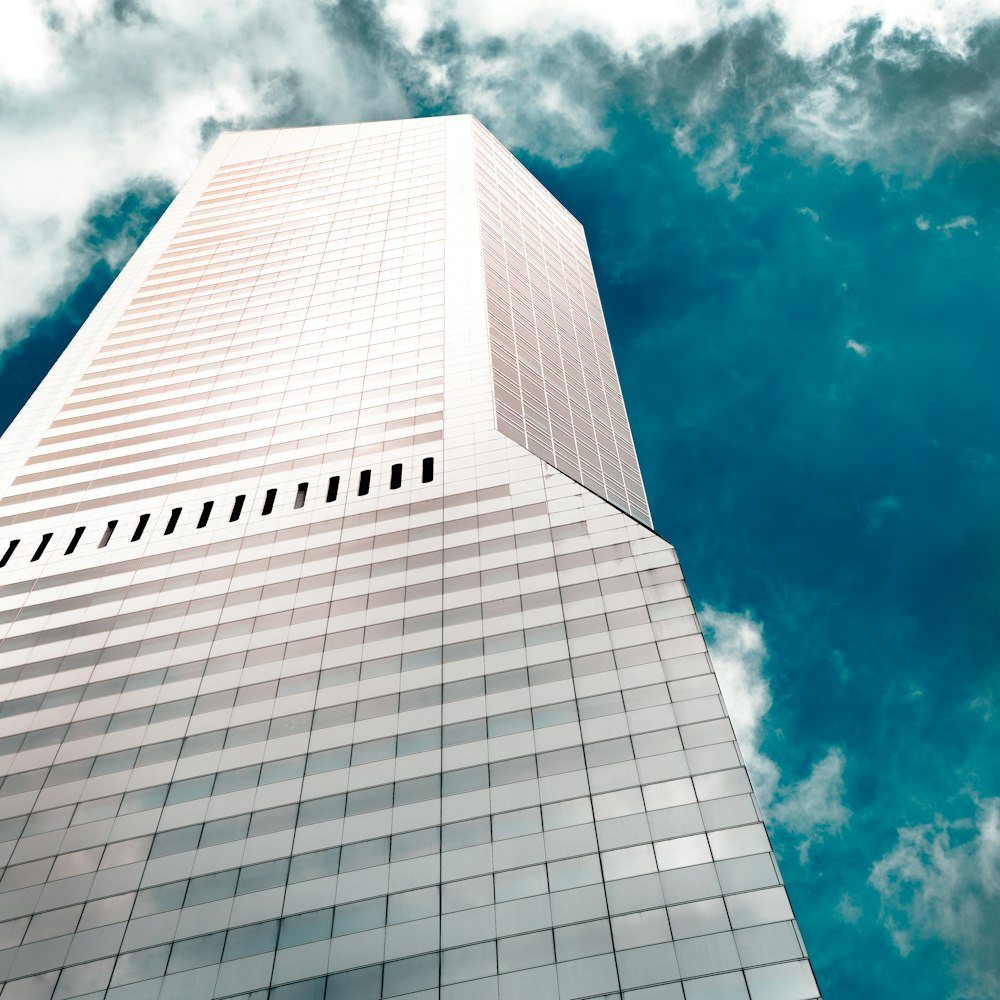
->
[0, 117, 819, 1000]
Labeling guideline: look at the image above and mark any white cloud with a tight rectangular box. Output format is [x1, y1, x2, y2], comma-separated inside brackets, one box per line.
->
[862, 493, 901, 532]
[701, 606, 851, 857]
[970, 690, 994, 721]
[940, 214, 978, 232]
[386, 0, 1000, 60]
[387, 0, 727, 57]
[770, 0, 1000, 59]
[0, 0, 56, 88]
[870, 797, 1000, 999]
[692, 130, 752, 199]
[845, 338, 871, 356]
[916, 213, 981, 235]
[699, 606, 780, 804]
[836, 892, 863, 923]
[771, 746, 851, 861]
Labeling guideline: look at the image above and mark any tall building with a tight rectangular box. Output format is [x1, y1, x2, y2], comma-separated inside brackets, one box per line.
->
[0, 117, 818, 1000]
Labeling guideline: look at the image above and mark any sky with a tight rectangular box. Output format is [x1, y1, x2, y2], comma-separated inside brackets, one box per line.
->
[1, 1, 999, 997]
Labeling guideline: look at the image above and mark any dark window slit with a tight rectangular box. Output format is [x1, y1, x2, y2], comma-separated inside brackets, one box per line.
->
[197, 501, 214, 529]
[132, 514, 150, 542]
[164, 508, 182, 535]
[98, 521, 118, 549]
[65, 527, 85, 555]
[3, 460, 434, 569]
[31, 534, 52, 562]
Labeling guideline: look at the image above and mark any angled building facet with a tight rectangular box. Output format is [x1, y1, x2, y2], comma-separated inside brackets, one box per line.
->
[0, 116, 819, 1000]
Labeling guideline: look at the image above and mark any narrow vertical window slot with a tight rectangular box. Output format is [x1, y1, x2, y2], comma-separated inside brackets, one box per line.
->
[65, 527, 85, 554]
[1, 539, 20, 567]
[230, 495, 245, 522]
[164, 508, 182, 535]
[326, 476, 340, 502]
[98, 521, 118, 549]
[390, 463, 402, 490]
[358, 470, 371, 496]
[295, 483, 308, 509]
[262, 488, 277, 516]
[131, 514, 150, 542]
[422, 456, 434, 483]
[197, 501, 214, 529]
[31, 534, 52, 562]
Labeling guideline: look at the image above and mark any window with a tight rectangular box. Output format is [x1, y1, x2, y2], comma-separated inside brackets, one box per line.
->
[31, 533, 52, 561]
[164, 508, 181, 535]
[196, 501, 213, 529]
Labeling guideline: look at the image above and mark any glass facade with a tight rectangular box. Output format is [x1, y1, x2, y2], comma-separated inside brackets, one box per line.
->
[0, 116, 819, 1000]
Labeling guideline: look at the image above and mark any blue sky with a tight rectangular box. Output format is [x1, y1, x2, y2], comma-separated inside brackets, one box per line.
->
[1, 2, 999, 998]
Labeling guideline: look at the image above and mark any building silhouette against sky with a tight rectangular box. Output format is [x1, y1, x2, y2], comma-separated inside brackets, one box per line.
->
[0, 117, 819, 1000]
